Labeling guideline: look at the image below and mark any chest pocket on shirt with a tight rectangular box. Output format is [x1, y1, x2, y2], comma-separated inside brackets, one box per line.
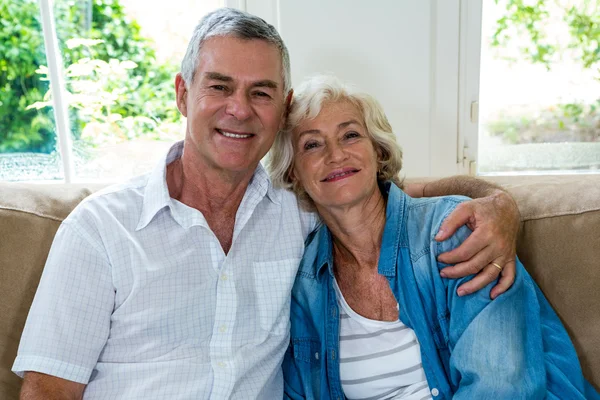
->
[253, 258, 300, 335]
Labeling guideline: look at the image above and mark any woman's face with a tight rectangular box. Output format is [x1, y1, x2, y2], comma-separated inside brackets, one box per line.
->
[291, 100, 380, 210]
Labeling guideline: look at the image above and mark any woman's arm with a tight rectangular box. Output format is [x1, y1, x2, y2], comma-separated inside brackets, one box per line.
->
[406, 176, 520, 299]
[434, 224, 590, 399]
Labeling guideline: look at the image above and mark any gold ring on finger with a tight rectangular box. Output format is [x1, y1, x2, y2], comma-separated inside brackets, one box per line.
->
[491, 262, 503, 272]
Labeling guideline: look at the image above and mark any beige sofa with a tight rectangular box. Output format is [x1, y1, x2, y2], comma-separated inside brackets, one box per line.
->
[1, 175, 599, 398]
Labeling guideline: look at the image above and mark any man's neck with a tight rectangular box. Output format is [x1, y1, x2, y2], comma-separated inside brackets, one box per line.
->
[165, 144, 258, 253]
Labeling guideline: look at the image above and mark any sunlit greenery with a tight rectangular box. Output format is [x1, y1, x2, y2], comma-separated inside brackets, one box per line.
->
[0, 0, 180, 153]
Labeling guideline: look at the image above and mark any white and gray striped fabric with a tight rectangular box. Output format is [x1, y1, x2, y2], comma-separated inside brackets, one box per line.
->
[334, 279, 432, 400]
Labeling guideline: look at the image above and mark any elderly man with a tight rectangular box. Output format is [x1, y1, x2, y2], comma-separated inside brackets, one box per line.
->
[13, 8, 519, 399]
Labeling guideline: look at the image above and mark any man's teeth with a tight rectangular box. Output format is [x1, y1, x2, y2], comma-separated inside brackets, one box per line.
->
[220, 130, 252, 139]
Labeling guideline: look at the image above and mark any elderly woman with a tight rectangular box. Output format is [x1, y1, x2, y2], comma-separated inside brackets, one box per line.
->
[268, 75, 599, 400]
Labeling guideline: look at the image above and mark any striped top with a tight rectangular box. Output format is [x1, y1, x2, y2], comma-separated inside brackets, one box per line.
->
[334, 279, 432, 400]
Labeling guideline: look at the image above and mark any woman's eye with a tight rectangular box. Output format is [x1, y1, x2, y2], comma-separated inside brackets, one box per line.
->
[303, 141, 320, 150]
[344, 131, 360, 139]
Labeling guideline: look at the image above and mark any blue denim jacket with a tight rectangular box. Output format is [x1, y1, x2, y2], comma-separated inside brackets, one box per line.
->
[282, 183, 599, 400]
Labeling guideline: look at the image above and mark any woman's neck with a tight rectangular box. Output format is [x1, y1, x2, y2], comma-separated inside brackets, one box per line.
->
[316, 187, 387, 272]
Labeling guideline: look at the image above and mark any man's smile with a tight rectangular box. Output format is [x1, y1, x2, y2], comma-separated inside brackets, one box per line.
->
[216, 128, 255, 139]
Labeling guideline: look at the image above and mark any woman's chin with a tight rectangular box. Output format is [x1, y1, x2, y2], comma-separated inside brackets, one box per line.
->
[313, 190, 368, 210]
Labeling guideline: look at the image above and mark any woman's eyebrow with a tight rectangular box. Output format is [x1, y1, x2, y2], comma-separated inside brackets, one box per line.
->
[297, 129, 320, 139]
[337, 120, 360, 130]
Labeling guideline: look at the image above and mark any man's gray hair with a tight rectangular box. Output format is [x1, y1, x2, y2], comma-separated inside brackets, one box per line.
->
[180, 8, 291, 93]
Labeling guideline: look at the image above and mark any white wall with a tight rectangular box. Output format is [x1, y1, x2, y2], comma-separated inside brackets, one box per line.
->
[244, 0, 463, 178]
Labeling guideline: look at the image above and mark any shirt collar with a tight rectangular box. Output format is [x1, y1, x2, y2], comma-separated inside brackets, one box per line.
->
[315, 181, 406, 278]
[136, 141, 183, 231]
[254, 161, 282, 206]
[136, 141, 281, 231]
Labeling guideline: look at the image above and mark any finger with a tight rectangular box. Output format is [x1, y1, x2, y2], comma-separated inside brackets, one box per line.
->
[440, 245, 493, 278]
[456, 262, 501, 296]
[437, 232, 489, 265]
[435, 203, 473, 241]
[490, 260, 516, 299]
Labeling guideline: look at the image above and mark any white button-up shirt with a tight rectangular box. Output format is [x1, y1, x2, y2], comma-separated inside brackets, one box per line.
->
[13, 141, 315, 399]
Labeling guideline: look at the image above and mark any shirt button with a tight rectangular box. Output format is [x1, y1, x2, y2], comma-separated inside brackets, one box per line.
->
[221, 274, 228, 281]
[431, 388, 439, 396]
[217, 361, 227, 368]
[219, 325, 227, 333]
[314, 352, 319, 360]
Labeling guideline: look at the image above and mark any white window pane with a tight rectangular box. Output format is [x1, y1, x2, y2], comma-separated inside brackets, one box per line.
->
[51, 0, 222, 182]
[0, 0, 64, 181]
[478, 0, 600, 175]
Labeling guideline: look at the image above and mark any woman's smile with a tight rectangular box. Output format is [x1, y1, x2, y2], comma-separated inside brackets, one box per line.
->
[321, 168, 361, 182]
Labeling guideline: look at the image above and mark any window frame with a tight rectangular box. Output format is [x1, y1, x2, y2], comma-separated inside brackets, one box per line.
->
[38, 0, 75, 182]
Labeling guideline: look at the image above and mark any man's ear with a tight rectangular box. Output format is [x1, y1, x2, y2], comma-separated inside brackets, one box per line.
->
[278, 89, 293, 131]
[285, 89, 294, 109]
[175, 73, 188, 117]
[284, 89, 294, 117]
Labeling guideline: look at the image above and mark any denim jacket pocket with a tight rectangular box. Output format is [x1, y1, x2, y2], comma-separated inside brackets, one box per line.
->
[292, 338, 322, 365]
[291, 338, 322, 399]
[253, 258, 300, 335]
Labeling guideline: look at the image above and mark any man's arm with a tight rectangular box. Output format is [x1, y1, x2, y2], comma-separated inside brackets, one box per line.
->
[404, 175, 520, 299]
[21, 372, 85, 400]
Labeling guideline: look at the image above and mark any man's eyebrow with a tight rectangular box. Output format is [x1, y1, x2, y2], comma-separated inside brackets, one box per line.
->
[204, 72, 233, 82]
[253, 80, 278, 89]
[203, 73, 277, 90]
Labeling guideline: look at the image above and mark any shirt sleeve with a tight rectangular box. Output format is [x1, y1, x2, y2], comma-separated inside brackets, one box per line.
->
[12, 218, 115, 384]
[298, 207, 320, 241]
[433, 217, 589, 399]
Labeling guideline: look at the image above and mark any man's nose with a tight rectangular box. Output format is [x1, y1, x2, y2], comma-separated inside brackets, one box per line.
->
[225, 91, 252, 121]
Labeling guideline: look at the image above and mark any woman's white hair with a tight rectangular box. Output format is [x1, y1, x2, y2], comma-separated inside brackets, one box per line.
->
[266, 75, 403, 210]
[180, 8, 291, 93]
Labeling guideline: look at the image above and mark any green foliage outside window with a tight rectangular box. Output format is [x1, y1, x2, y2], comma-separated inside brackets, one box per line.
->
[0, 0, 180, 153]
[489, 0, 600, 144]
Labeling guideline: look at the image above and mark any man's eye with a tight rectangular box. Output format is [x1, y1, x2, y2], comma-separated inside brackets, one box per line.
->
[211, 85, 227, 91]
[303, 141, 320, 150]
[253, 91, 271, 98]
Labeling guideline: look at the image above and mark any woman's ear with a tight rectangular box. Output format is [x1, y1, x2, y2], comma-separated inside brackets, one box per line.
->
[287, 167, 296, 184]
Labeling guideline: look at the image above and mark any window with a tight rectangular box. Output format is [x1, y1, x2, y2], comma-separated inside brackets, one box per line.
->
[477, 0, 600, 174]
[0, 0, 222, 182]
[0, 0, 63, 180]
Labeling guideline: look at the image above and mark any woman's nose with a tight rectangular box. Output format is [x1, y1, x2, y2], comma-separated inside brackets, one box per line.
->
[325, 142, 348, 164]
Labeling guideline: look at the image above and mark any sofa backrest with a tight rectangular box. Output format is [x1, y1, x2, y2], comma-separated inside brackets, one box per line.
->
[1, 176, 599, 398]
[487, 175, 600, 390]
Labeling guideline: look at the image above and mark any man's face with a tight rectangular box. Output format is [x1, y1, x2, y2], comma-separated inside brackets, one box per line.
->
[176, 36, 289, 177]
